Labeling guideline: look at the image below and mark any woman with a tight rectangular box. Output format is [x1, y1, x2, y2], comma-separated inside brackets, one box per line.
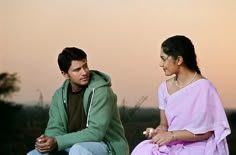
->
[131, 35, 231, 155]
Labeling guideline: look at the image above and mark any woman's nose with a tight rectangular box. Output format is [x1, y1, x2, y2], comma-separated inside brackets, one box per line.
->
[159, 61, 164, 67]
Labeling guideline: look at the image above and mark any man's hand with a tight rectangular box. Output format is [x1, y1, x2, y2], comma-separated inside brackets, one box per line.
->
[35, 134, 58, 153]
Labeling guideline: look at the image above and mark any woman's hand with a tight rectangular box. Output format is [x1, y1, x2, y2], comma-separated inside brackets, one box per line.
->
[151, 131, 174, 145]
[143, 126, 167, 139]
[143, 128, 158, 139]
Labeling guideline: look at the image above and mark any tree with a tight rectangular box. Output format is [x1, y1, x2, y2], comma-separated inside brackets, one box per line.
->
[0, 72, 20, 99]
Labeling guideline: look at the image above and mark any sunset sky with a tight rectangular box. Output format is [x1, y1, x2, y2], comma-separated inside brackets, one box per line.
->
[1, 0, 236, 109]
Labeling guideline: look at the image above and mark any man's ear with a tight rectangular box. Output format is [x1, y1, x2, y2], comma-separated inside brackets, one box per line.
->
[61, 71, 69, 79]
[176, 56, 184, 66]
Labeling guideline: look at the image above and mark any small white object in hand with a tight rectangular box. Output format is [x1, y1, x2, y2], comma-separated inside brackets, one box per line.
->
[143, 129, 154, 135]
[150, 129, 154, 133]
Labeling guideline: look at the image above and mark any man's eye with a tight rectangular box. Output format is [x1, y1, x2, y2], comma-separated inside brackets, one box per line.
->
[74, 68, 81, 72]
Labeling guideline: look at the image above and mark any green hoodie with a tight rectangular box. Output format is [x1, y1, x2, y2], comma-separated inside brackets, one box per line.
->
[45, 70, 129, 155]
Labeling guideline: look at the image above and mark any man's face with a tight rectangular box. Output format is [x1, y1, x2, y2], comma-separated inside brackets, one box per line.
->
[62, 59, 90, 87]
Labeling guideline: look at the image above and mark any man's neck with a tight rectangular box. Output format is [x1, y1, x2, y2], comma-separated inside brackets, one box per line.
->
[70, 83, 82, 93]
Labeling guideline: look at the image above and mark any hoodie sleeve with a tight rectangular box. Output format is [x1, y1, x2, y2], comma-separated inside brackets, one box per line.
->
[45, 91, 67, 137]
[55, 86, 115, 151]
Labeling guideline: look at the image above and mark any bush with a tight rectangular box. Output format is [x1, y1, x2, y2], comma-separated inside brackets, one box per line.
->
[0, 101, 235, 154]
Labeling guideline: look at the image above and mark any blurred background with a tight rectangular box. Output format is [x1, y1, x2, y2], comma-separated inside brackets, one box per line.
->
[1, 0, 235, 154]
[1, 0, 236, 109]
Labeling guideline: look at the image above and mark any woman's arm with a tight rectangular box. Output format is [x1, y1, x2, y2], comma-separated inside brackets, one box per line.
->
[151, 110, 213, 145]
[144, 110, 168, 138]
[158, 110, 168, 130]
[171, 130, 213, 142]
[152, 129, 213, 145]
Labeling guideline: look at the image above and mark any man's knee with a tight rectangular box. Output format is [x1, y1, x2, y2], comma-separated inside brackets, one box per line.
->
[69, 143, 92, 155]
[27, 149, 46, 155]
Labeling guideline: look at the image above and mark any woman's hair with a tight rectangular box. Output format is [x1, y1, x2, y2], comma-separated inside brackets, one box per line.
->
[161, 35, 201, 74]
[57, 47, 87, 73]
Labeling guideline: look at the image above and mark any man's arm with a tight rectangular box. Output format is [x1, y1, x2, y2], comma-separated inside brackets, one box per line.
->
[55, 87, 115, 150]
[45, 91, 67, 136]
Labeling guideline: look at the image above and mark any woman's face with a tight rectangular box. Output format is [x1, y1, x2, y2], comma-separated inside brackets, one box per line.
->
[159, 48, 179, 76]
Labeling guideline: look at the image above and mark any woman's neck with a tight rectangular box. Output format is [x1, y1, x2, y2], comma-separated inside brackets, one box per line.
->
[175, 71, 197, 88]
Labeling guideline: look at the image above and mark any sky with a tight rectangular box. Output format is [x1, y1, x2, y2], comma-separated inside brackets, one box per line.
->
[1, 0, 236, 109]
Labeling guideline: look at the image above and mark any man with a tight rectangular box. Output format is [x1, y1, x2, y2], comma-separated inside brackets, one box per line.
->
[27, 47, 129, 155]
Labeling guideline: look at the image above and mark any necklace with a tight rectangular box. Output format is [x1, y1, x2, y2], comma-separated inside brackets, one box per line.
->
[175, 72, 197, 88]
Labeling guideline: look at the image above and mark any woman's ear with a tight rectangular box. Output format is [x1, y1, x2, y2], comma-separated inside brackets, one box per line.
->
[177, 56, 184, 65]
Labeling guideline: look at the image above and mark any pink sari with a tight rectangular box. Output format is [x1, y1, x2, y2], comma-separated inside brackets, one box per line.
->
[131, 79, 230, 155]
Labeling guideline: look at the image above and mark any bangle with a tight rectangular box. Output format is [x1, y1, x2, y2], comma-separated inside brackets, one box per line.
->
[170, 131, 175, 140]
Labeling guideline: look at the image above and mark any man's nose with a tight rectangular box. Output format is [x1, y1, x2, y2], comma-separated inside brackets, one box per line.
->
[81, 67, 88, 74]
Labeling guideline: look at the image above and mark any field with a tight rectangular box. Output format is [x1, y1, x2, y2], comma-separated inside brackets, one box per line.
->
[0, 101, 235, 155]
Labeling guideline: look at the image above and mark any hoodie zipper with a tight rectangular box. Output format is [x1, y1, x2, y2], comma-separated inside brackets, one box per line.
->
[86, 88, 95, 127]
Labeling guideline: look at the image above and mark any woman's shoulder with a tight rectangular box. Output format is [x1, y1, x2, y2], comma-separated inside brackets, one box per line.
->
[159, 78, 171, 89]
[193, 75, 215, 88]
[157, 77, 173, 95]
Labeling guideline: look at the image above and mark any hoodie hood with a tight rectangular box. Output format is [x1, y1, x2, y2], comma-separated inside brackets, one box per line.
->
[60, 70, 111, 104]
[88, 70, 112, 89]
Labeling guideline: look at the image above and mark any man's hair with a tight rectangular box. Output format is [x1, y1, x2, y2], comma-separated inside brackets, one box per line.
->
[57, 47, 87, 73]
